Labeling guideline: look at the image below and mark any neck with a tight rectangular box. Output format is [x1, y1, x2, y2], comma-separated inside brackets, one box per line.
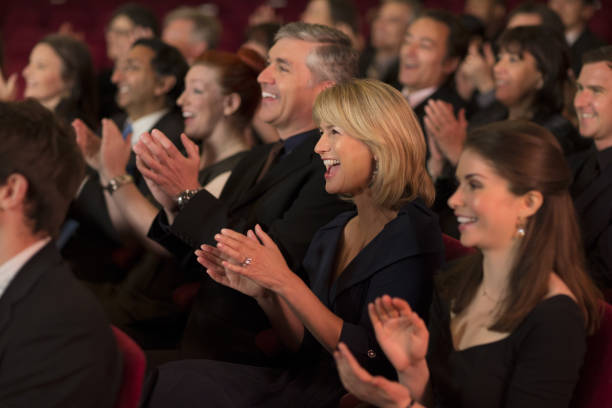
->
[594, 136, 612, 152]
[480, 243, 519, 299]
[507, 97, 535, 121]
[0, 220, 47, 266]
[277, 120, 316, 141]
[200, 121, 249, 169]
[375, 47, 399, 62]
[351, 191, 397, 242]
[566, 24, 586, 37]
[127, 99, 166, 122]
[41, 96, 63, 112]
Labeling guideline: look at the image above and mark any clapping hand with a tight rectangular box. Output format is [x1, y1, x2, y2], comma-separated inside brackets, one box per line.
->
[99, 119, 132, 180]
[334, 342, 414, 408]
[424, 100, 467, 166]
[0, 70, 17, 101]
[370, 295, 429, 373]
[212, 224, 297, 295]
[73, 119, 102, 171]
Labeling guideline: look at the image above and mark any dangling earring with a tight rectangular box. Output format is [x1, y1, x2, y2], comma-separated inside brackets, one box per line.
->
[369, 157, 379, 188]
[515, 218, 526, 238]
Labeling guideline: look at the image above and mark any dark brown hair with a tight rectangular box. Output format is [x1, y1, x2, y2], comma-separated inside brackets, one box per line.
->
[0, 100, 85, 238]
[437, 120, 601, 334]
[192, 47, 264, 131]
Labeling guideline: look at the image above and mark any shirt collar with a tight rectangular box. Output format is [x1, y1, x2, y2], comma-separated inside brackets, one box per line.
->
[0, 237, 51, 299]
[401, 86, 438, 108]
[128, 109, 169, 146]
[281, 128, 319, 157]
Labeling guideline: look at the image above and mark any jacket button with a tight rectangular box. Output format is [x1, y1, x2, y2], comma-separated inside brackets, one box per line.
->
[367, 349, 376, 358]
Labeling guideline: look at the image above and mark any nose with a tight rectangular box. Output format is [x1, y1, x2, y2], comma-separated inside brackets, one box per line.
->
[314, 131, 330, 156]
[493, 59, 505, 77]
[22, 64, 30, 79]
[258, 65, 274, 85]
[574, 88, 589, 110]
[111, 66, 122, 84]
[400, 41, 416, 59]
[177, 89, 186, 106]
[447, 185, 462, 210]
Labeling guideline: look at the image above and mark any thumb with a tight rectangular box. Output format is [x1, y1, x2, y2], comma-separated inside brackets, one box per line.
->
[483, 42, 495, 67]
[458, 109, 467, 127]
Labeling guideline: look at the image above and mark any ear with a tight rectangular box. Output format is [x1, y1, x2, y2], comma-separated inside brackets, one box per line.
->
[0, 174, 29, 211]
[190, 42, 209, 61]
[535, 71, 544, 90]
[223, 92, 241, 116]
[581, 4, 595, 21]
[154, 75, 177, 97]
[519, 190, 543, 218]
[442, 56, 460, 76]
[315, 80, 335, 93]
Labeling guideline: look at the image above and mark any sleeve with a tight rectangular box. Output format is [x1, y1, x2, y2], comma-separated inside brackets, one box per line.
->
[339, 256, 434, 378]
[505, 298, 587, 408]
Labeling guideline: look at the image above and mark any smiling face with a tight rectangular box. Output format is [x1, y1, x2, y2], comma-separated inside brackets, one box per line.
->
[314, 122, 373, 196]
[448, 149, 529, 251]
[575, 61, 612, 150]
[105, 15, 136, 61]
[399, 17, 455, 92]
[257, 38, 327, 139]
[371, 1, 414, 53]
[548, 0, 592, 32]
[177, 64, 225, 139]
[494, 49, 542, 110]
[23, 43, 69, 111]
[111, 45, 162, 118]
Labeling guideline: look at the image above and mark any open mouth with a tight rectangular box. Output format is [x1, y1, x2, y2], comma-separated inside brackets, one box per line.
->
[323, 159, 340, 179]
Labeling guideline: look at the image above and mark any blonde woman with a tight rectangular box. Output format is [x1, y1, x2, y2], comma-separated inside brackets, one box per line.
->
[141, 79, 444, 407]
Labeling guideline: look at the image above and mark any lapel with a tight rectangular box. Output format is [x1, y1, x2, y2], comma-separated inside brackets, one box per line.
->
[0, 243, 61, 334]
[573, 163, 612, 246]
[233, 131, 319, 209]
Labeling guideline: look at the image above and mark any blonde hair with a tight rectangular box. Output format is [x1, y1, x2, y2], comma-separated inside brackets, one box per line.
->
[313, 78, 435, 209]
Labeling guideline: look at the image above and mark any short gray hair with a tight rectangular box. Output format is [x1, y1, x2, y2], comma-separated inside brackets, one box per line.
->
[274, 22, 358, 84]
[164, 6, 221, 49]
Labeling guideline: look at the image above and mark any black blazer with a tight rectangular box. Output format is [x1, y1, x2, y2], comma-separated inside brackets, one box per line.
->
[570, 150, 612, 287]
[0, 242, 122, 407]
[149, 130, 354, 363]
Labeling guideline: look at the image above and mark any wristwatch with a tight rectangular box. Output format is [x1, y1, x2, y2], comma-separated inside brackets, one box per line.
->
[176, 188, 203, 210]
[102, 174, 134, 194]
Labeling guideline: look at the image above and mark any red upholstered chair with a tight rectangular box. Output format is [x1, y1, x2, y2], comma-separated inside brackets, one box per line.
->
[111, 326, 147, 408]
[441, 233, 475, 261]
[570, 301, 612, 408]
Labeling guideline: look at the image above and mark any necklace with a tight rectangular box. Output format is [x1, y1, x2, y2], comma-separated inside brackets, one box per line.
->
[481, 286, 500, 303]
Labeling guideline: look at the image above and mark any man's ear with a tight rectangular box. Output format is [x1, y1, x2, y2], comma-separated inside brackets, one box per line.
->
[223, 92, 242, 116]
[316, 80, 335, 92]
[0, 174, 28, 211]
[155, 75, 177, 96]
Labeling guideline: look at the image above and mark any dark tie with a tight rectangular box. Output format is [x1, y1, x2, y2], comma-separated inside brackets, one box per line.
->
[256, 141, 284, 183]
[122, 122, 133, 140]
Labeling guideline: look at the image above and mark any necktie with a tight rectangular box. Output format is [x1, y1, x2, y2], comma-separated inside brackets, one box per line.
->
[256, 141, 284, 183]
[122, 122, 133, 140]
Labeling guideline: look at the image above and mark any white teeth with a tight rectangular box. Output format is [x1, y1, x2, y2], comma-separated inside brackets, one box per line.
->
[322, 159, 340, 170]
[457, 216, 477, 224]
[119, 85, 129, 94]
[262, 91, 277, 99]
[183, 111, 194, 118]
[579, 113, 595, 119]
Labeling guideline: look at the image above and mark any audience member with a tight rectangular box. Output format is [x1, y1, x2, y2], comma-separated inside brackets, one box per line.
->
[100, 3, 158, 119]
[548, 0, 607, 75]
[301, 0, 362, 50]
[22, 34, 97, 128]
[140, 78, 444, 408]
[243, 22, 281, 59]
[570, 45, 612, 289]
[133, 22, 357, 363]
[65, 38, 188, 285]
[426, 25, 586, 173]
[162, 6, 221, 65]
[0, 100, 122, 407]
[463, 0, 506, 41]
[334, 120, 602, 408]
[358, 0, 421, 88]
[506, 1, 565, 40]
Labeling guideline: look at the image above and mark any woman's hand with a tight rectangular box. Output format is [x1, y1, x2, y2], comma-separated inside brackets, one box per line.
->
[196, 241, 268, 299]
[133, 130, 200, 197]
[73, 119, 102, 171]
[334, 342, 414, 408]
[370, 295, 429, 373]
[0, 71, 17, 101]
[213, 225, 297, 295]
[424, 100, 467, 166]
[99, 119, 132, 181]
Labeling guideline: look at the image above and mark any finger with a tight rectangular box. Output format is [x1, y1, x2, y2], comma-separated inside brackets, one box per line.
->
[374, 296, 391, 322]
[218, 228, 257, 251]
[254, 224, 276, 248]
[337, 343, 372, 381]
[246, 229, 261, 243]
[214, 239, 247, 265]
[368, 302, 383, 328]
[483, 42, 495, 67]
[390, 297, 413, 316]
[458, 108, 467, 126]
[141, 131, 172, 163]
[151, 129, 181, 158]
[181, 133, 200, 159]
[380, 294, 400, 318]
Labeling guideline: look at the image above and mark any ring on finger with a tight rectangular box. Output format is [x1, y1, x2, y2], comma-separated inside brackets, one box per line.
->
[243, 257, 253, 267]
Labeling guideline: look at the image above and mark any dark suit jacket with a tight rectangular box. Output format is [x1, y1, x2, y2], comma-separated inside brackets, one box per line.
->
[0, 242, 122, 407]
[149, 129, 354, 363]
[570, 150, 612, 288]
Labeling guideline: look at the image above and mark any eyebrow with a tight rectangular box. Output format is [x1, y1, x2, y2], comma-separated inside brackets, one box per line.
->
[464, 173, 486, 180]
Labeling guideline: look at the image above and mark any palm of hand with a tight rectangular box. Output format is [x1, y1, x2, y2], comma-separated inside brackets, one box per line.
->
[376, 315, 427, 372]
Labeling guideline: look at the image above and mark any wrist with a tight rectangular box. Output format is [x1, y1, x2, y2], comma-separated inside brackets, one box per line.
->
[102, 173, 134, 195]
[175, 186, 203, 211]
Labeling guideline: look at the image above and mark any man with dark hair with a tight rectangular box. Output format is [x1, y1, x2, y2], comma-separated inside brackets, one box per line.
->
[359, 0, 422, 87]
[570, 45, 612, 290]
[548, 0, 607, 75]
[162, 6, 221, 64]
[134, 22, 357, 364]
[0, 100, 122, 407]
[301, 0, 362, 49]
[506, 1, 565, 40]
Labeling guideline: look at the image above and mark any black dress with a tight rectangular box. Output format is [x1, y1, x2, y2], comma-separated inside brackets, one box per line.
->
[141, 200, 444, 408]
[427, 292, 586, 408]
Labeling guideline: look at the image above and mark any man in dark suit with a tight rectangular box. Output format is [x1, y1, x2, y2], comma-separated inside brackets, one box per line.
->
[397, 10, 469, 236]
[548, 0, 607, 75]
[134, 22, 357, 364]
[0, 100, 122, 407]
[571, 46, 612, 290]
